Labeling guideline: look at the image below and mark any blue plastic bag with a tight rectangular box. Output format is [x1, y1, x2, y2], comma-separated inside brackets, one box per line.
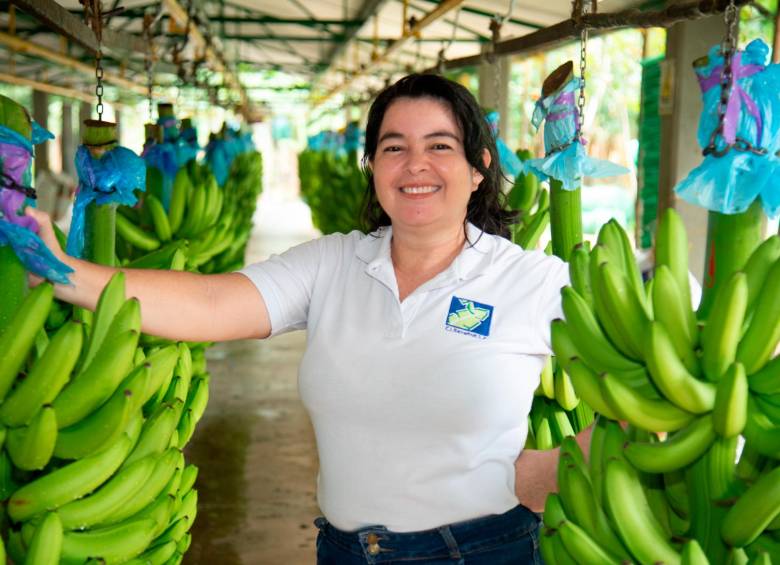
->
[142, 142, 179, 210]
[67, 145, 146, 259]
[0, 122, 71, 283]
[485, 111, 522, 178]
[524, 77, 628, 190]
[674, 39, 780, 218]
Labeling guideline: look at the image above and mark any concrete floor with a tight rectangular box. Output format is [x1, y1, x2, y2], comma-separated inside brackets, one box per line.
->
[184, 146, 323, 564]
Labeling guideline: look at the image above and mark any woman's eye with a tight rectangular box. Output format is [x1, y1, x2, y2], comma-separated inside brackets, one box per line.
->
[383, 145, 402, 152]
[432, 143, 451, 150]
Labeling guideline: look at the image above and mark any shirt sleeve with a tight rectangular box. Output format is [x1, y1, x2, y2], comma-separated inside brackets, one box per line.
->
[237, 237, 326, 336]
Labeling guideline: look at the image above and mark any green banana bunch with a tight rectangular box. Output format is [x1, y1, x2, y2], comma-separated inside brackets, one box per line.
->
[0, 270, 208, 563]
[543, 208, 780, 563]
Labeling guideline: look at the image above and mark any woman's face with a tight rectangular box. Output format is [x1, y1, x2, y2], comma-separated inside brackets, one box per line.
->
[370, 96, 484, 235]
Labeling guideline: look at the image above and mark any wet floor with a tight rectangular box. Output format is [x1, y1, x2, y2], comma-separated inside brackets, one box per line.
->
[184, 156, 323, 564]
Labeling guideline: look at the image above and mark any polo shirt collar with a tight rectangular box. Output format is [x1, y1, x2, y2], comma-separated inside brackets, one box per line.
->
[355, 222, 496, 284]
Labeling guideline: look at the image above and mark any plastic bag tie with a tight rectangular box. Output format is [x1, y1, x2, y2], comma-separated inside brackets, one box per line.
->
[698, 52, 764, 146]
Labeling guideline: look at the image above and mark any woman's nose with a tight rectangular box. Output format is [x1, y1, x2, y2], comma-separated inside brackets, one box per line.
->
[404, 147, 429, 174]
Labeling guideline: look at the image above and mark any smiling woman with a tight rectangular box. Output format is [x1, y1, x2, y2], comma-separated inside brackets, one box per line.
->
[361, 74, 516, 241]
[30, 72, 577, 565]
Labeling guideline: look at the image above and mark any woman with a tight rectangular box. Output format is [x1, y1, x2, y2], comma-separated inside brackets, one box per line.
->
[29, 74, 580, 564]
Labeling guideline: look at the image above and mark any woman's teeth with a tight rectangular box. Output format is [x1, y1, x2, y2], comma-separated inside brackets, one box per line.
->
[400, 185, 440, 194]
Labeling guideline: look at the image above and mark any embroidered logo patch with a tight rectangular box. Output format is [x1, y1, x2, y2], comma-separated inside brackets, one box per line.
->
[445, 296, 493, 339]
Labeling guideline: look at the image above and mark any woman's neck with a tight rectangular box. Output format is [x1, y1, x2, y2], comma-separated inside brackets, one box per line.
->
[390, 223, 467, 301]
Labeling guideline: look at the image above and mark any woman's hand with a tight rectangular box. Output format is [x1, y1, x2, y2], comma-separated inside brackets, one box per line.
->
[24, 206, 72, 287]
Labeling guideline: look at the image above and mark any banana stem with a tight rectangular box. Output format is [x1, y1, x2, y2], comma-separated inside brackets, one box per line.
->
[82, 121, 118, 267]
[0, 95, 33, 333]
[685, 451, 729, 563]
[549, 178, 583, 261]
[698, 200, 764, 319]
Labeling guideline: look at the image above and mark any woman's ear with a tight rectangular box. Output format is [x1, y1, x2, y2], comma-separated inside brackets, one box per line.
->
[482, 147, 491, 169]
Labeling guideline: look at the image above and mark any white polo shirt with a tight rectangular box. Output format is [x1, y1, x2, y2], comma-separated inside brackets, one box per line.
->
[239, 223, 568, 532]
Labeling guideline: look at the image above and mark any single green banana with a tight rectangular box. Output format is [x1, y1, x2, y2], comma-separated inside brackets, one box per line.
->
[543, 492, 567, 529]
[590, 246, 643, 359]
[722, 465, 780, 547]
[598, 261, 651, 360]
[81, 272, 125, 372]
[8, 433, 134, 522]
[742, 235, 780, 315]
[146, 194, 172, 242]
[604, 458, 681, 565]
[680, 539, 710, 565]
[60, 518, 157, 564]
[515, 207, 549, 250]
[737, 259, 780, 375]
[748, 356, 780, 395]
[0, 448, 18, 500]
[548, 404, 575, 444]
[127, 491, 176, 538]
[735, 442, 767, 483]
[537, 356, 555, 399]
[652, 265, 700, 374]
[599, 219, 650, 315]
[125, 539, 177, 565]
[25, 511, 63, 565]
[53, 329, 139, 428]
[645, 321, 716, 414]
[176, 532, 191, 554]
[168, 168, 191, 234]
[124, 401, 181, 468]
[553, 367, 579, 411]
[557, 519, 621, 565]
[568, 244, 593, 308]
[563, 358, 622, 421]
[141, 346, 180, 406]
[707, 436, 739, 503]
[655, 208, 692, 311]
[176, 410, 195, 449]
[0, 320, 83, 427]
[116, 213, 161, 251]
[6, 405, 57, 471]
[54, 364, 149, 460]
[534, 417, 553, 450]
[743, 396, 780, 458]
[557, 458, 630, 561]
[623, 414, 716, 473]
[600, 372, 695, 432]
[560, 287, 643, 374]
[106, 448, 180, 526]
[172, 488, 197, 524]
[152, 516, 190, 547]
[58, 454, 157, 530]
[0, 283, 54, 401]
[539, 526, 577, 565]
[701, 272, 748, 381]
[713, 362, 748, 438]
[179, 465, 198, 496]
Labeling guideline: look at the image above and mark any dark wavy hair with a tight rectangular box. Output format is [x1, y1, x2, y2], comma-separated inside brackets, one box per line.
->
[360, 73, 516, 239]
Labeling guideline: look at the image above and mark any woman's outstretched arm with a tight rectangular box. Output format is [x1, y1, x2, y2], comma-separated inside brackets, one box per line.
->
[26, 207, 271, 342]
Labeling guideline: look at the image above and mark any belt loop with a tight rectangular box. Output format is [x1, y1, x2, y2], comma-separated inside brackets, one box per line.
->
[438, 526, 464, 564]
[313, 516, 328, 530]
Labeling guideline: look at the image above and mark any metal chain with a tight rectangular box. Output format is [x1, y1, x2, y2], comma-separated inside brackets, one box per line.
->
[704, 0, 740, 156]
[143, 13, 154, 122]
[576, 1, 588, 140]
[95, 49, 104, 121]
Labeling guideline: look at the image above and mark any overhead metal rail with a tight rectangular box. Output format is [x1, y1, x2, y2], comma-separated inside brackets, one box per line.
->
[313, 0, 466, 108]
[426, 0, 752, 73]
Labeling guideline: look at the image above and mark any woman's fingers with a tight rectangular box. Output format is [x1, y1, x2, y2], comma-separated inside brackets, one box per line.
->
[24, 206, 63, 255]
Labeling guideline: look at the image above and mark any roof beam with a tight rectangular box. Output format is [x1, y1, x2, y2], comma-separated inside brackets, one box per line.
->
[313, 0, 466, 107]
[0, 30, 147, 95]
[0, 70, 126, 105]
[9, 0, 146, 55]
[221, 34, 483, 42]
[161, 0, 249, 113]
[413, 0, 544, 30]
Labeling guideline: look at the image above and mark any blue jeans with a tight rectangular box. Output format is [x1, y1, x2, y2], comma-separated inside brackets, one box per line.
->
[314, 505, 542, 564]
